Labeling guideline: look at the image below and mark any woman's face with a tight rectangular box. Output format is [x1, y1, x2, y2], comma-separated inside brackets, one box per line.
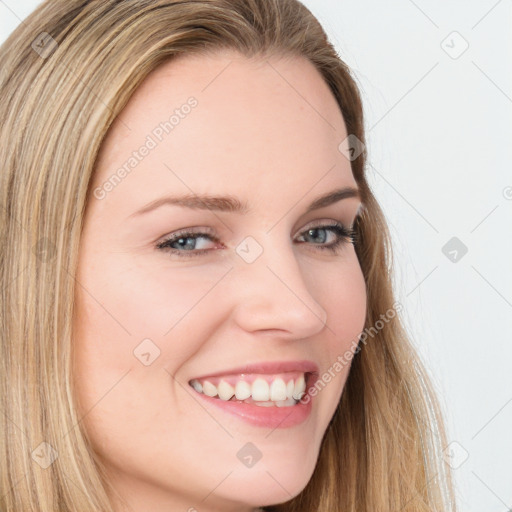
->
[73, 50, 367, 512]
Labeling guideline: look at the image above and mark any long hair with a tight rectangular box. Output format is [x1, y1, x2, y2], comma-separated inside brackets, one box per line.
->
[0, 1, 456, 510]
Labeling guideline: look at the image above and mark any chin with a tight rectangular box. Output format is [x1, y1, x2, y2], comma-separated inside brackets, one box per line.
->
[216, 448, 319, 508]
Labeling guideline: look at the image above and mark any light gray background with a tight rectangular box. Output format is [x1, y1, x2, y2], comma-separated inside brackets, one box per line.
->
[1, 1, 511, 511]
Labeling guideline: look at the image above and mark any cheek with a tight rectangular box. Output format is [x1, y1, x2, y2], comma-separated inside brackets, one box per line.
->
[71, 253, 235, 466]
[74, 253, 229, 360]
[314, 252, 367, 351]
[71, 252, 234, 433]
[308, 253, 366, 407]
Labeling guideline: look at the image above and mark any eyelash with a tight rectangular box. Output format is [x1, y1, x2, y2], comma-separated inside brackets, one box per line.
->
[155, 221, 358, 258]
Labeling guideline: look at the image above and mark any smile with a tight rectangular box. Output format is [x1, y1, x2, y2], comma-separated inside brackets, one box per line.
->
[189, 372, 308, 407]
[186, 361, 319, 428]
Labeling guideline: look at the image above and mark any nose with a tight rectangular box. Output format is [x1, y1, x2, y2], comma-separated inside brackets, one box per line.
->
[230, 238, 328, 339]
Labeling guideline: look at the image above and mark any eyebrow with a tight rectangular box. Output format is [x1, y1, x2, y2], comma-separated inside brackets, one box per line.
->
[129, 186, 361, 218]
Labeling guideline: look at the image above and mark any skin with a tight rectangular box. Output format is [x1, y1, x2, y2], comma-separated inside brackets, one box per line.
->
[73, 50, 367, 512]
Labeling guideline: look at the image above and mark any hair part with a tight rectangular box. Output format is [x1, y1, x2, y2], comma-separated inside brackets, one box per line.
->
[0, 1, 456, 510]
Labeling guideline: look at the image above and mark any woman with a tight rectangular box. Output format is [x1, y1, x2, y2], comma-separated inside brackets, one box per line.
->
[0, 0, 456, 511]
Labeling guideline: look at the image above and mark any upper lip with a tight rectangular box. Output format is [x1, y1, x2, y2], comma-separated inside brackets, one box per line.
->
[190, 360, 319, 381]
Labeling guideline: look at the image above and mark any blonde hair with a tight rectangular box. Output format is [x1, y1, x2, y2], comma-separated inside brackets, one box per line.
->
[0, 1, 456, 510]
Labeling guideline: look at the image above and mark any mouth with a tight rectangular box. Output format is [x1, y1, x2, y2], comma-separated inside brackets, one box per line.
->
[187, 361, 318, 428]
[189, 371, 311, 407]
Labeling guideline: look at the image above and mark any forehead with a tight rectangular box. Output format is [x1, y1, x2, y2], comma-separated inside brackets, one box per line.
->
[92, 50, 356, 214]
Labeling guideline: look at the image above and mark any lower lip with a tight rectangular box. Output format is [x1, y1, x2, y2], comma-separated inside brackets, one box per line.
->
[192, 391, 313, 429]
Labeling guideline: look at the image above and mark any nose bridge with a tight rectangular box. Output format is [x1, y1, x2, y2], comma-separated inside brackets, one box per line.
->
[230, 233, 328, 337]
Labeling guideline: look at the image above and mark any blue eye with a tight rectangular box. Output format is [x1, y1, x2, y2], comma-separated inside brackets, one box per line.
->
[156, 222, 357, 258]
[296, 223, 357, 251]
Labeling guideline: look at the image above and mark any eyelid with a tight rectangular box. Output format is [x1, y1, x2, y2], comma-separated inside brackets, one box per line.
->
[155, 217, 357, 260]
[155, 225, 217, 246]
[299, 217, 352, 231]
[156, 218, 353, 244]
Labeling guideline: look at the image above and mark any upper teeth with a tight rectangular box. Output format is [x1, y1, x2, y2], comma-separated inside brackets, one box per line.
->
[189, 374, 307, 402]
